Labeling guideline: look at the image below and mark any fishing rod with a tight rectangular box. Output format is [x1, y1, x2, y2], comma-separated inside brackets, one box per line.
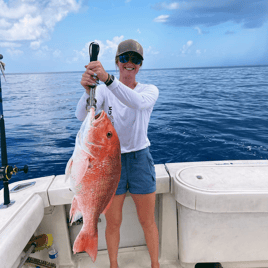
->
[0, 54, 6, 82]
[86, 42, 100, 111]
[0, 54, 28, 209]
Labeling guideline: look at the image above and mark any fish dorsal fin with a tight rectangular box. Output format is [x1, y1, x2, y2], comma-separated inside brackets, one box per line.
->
[70, 149, 91, 186]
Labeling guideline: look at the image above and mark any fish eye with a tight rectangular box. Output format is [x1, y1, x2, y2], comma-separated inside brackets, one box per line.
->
[107, 132, 112, 138]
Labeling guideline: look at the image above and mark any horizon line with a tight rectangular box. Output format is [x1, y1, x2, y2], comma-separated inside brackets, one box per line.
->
[3, 64, 268, 76]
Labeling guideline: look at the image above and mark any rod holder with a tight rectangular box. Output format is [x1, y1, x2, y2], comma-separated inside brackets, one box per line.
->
[0, 54, 28, 209]
[0, 165, 28, 209]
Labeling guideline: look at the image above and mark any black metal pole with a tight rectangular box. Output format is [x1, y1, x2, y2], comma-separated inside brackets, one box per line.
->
[0, 55, 28, 209]
[0, 71, 8, 166]
[0, 55, 11, 206]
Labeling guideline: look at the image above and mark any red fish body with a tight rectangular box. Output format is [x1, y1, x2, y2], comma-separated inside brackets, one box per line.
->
[65, 108, 121, 262]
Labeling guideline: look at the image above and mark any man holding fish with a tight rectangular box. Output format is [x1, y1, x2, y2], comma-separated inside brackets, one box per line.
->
[76, 39, 159, 268]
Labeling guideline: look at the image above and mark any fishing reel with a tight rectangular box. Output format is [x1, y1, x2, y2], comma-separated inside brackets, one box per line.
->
[0, 164, 28, 209]
[0, 165, 28, 181]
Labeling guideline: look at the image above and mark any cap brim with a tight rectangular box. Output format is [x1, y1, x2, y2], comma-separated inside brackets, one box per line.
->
[117, 50, 143, 60]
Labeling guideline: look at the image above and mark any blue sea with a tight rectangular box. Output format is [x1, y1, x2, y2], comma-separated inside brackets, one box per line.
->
[1, 65, 268, 188]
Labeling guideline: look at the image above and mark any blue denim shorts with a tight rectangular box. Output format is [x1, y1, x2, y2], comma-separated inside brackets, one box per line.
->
[116, 147, 156, 195]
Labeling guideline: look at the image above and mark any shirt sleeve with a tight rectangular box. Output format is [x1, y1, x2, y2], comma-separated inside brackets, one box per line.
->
[75, 92, 88, 121]
[107, 77, 159, 110]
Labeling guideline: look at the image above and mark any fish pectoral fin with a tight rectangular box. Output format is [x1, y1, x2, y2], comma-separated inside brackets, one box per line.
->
[70, 196, 82, 224]
[101, 192, 116, 215]
[71, 152, 91, 184]
[65, 158, 73, 183]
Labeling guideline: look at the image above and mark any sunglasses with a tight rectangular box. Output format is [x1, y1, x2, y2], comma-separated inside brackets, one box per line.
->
[119, 53, 143, 65]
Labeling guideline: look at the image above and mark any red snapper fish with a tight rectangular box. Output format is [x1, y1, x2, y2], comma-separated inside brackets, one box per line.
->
[65, 107, 121, 262]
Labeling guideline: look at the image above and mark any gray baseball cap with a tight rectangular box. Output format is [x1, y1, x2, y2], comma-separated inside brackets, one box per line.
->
[116, 39, 144, 60]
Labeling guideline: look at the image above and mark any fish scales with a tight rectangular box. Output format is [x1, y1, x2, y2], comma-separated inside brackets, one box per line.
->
[65, 107, 121, 262]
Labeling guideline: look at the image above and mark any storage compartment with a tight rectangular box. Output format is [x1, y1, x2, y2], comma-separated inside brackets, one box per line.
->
[177, 204, 268, 264]
[166, 161, 268, 268]
[66, 194, 160, 250]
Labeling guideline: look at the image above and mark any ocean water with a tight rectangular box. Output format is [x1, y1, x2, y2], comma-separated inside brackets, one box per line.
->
[0, 65, 268, 187]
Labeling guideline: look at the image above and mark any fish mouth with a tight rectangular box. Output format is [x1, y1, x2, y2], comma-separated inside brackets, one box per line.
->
[95, 112, 102, 120]
[90, 109, 105, 126]
[89, 107, 96, 126]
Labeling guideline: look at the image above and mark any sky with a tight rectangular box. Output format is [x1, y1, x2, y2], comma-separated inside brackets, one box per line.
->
[0, 0, 268, 73]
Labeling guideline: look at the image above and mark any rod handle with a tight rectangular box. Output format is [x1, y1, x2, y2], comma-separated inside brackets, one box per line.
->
[89, 42, 100, 62]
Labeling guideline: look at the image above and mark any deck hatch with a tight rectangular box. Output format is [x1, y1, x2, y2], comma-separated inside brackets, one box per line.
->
[10, 182, 36, 193]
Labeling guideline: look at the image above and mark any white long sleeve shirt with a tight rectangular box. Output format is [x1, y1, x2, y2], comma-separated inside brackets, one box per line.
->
[75, 77, 159, 153]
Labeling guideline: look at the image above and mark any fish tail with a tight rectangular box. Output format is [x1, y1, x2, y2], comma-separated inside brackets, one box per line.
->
[73, 231, 98, 263]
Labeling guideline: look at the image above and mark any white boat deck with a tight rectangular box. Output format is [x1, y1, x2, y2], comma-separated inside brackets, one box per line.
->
[74, 247, 181, 268]
[1, 160, 268, 268]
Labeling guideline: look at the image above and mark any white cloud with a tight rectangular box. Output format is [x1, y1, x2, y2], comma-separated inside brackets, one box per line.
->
[7, 48, 24, 56]
[194, 27, 202, 35]
[194, 26, 209, 35]
[70, 36, 124, 63]
[0, 0, 81, 41]
[41, 45, 49, 52]
[29, 44, 62, 59]
[181, 40, 193, 54]
[154, 15, 170, 22]
[153, 2, 181, 10]
[0, 42, 21, 48]
[97, 35, 124, 59]
[0, 0, 37, 20]
[34, 49, 47, 58]
[166, 2, 180, 9]
[14, 14, 44, 40]
[186, 40, 193, 46]
[146, 46, 159, 55]
[53, 49, 62, 58]
[30, 40, 41, 50]
[0, 18, 12, 29]
[137, 29, 141, 34]
[196, 49, 201, 55]
[153, 1, 191, 10]
[152, 0, 268, 29]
